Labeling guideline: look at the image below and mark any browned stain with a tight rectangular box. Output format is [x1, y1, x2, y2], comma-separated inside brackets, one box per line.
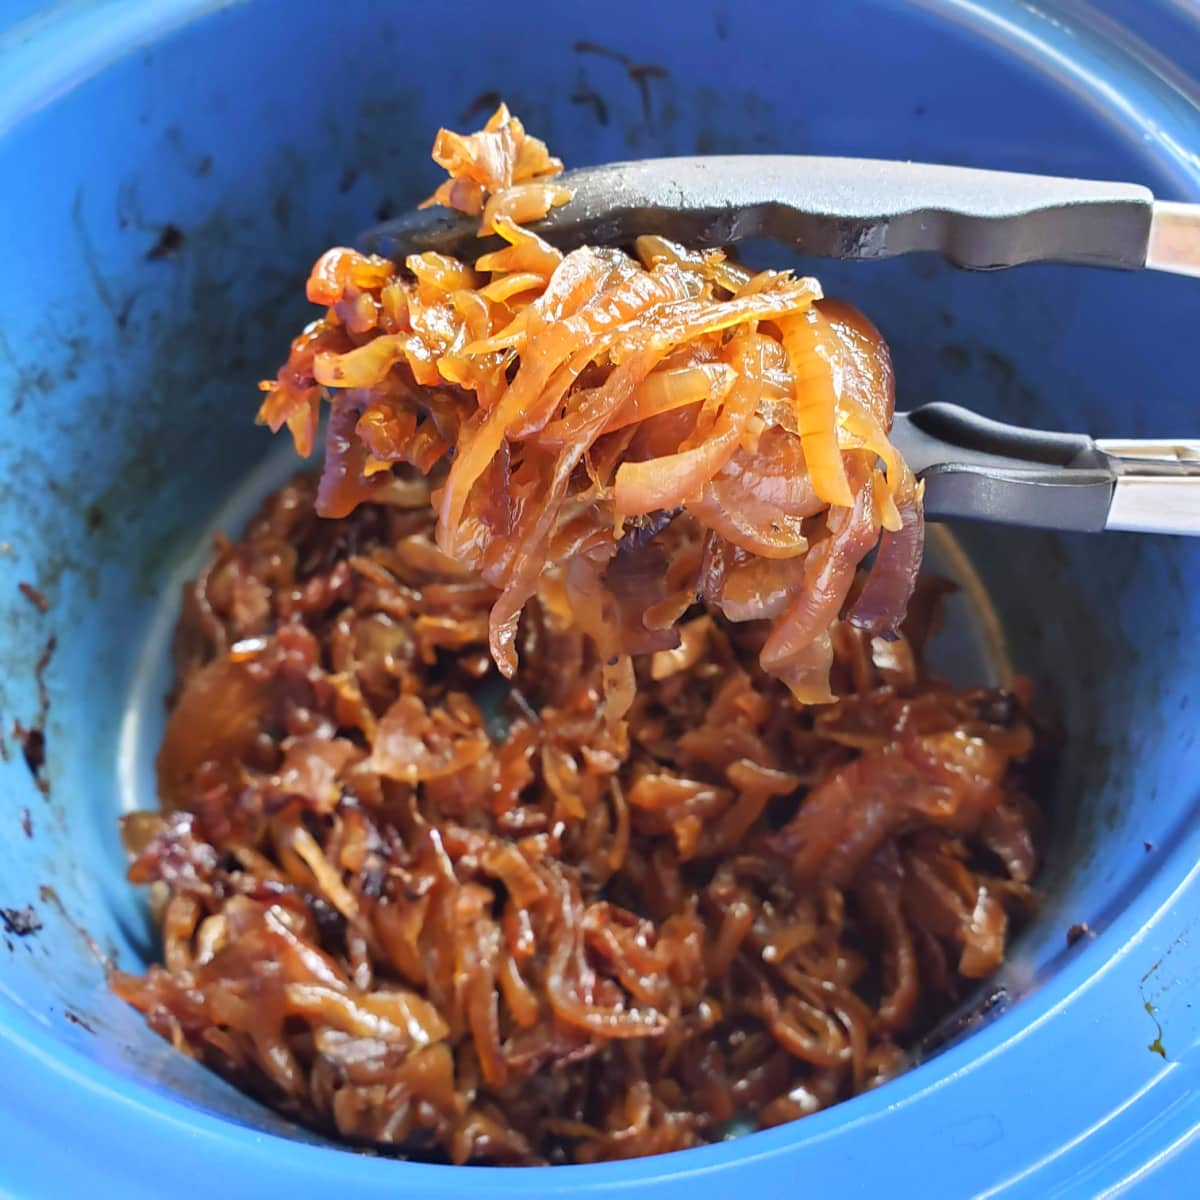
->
[1144, 1000, 1167, 1059]
[1137, 927, 1194, 1061]
[15, 633, 56, 797]
[0, 905, 42, 937]
[20, 807, 32, 838]
[1140, 927, 1191, 991]
[34, 636, 54, 721]
[628, 63, 669, 126]
[573, 39, 626, 61]
[15, 721, 46, 793]
[146, 223, 185, 261]
[64, 1009, 96, 1034]
[572, 40, 670, 129]
[460, 90, 503, 124]
[116, 292, 138, 331]
[570, 85, 609, 126]
[18, 580, 49, 613]
[37, 885, 110, 969]
[0, 327, 58, 416]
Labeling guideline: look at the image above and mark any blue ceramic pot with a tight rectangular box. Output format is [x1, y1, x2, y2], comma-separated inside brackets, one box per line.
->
[1, 1, 1198, 1195]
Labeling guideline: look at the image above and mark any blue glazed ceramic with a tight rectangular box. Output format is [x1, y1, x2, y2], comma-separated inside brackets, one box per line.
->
[1, 1, 1198, 1195]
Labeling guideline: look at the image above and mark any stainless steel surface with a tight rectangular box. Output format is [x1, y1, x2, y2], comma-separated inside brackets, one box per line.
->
[1146, 201, 1200, 278]
[1097, 438, 1200, 534]
[1095, 438, 1200, 462]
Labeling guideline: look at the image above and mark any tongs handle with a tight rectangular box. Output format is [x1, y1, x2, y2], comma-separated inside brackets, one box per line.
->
[363, 156, 1167, 272]
[895, 404, 1200, 536]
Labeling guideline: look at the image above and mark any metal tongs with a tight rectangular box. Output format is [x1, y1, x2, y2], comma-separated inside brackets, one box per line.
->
[362, 156, 1200, 536]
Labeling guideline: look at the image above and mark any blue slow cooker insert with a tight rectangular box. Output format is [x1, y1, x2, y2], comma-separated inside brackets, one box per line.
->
[1, 1, 1198, 1195]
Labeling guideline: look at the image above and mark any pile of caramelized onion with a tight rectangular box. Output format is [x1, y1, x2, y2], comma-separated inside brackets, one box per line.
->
[256, 103, 924, 713]
[113, 108, 1045, 1165]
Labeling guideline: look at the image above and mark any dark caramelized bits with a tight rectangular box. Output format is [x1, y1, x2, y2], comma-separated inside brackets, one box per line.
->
[113, 473, 1043, 1165]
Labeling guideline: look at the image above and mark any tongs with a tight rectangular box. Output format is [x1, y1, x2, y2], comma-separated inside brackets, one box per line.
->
[363, 156, 1200, 536]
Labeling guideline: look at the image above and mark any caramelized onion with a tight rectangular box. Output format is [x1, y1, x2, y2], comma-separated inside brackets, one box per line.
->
[257, 106, 922, 709]
[118, 106, 1048, 1168]
[118, 472, 1044, 1164]
[847, 489, 926, 638]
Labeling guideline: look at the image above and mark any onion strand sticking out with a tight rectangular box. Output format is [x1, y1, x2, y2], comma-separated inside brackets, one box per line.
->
[257, 104, 919, 715]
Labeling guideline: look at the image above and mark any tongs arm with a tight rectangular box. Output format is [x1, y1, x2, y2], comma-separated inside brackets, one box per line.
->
[895, 404, 1200, 536]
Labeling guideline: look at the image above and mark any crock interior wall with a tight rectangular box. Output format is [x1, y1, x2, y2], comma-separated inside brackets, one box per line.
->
[1, 0, 1197, 1141]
